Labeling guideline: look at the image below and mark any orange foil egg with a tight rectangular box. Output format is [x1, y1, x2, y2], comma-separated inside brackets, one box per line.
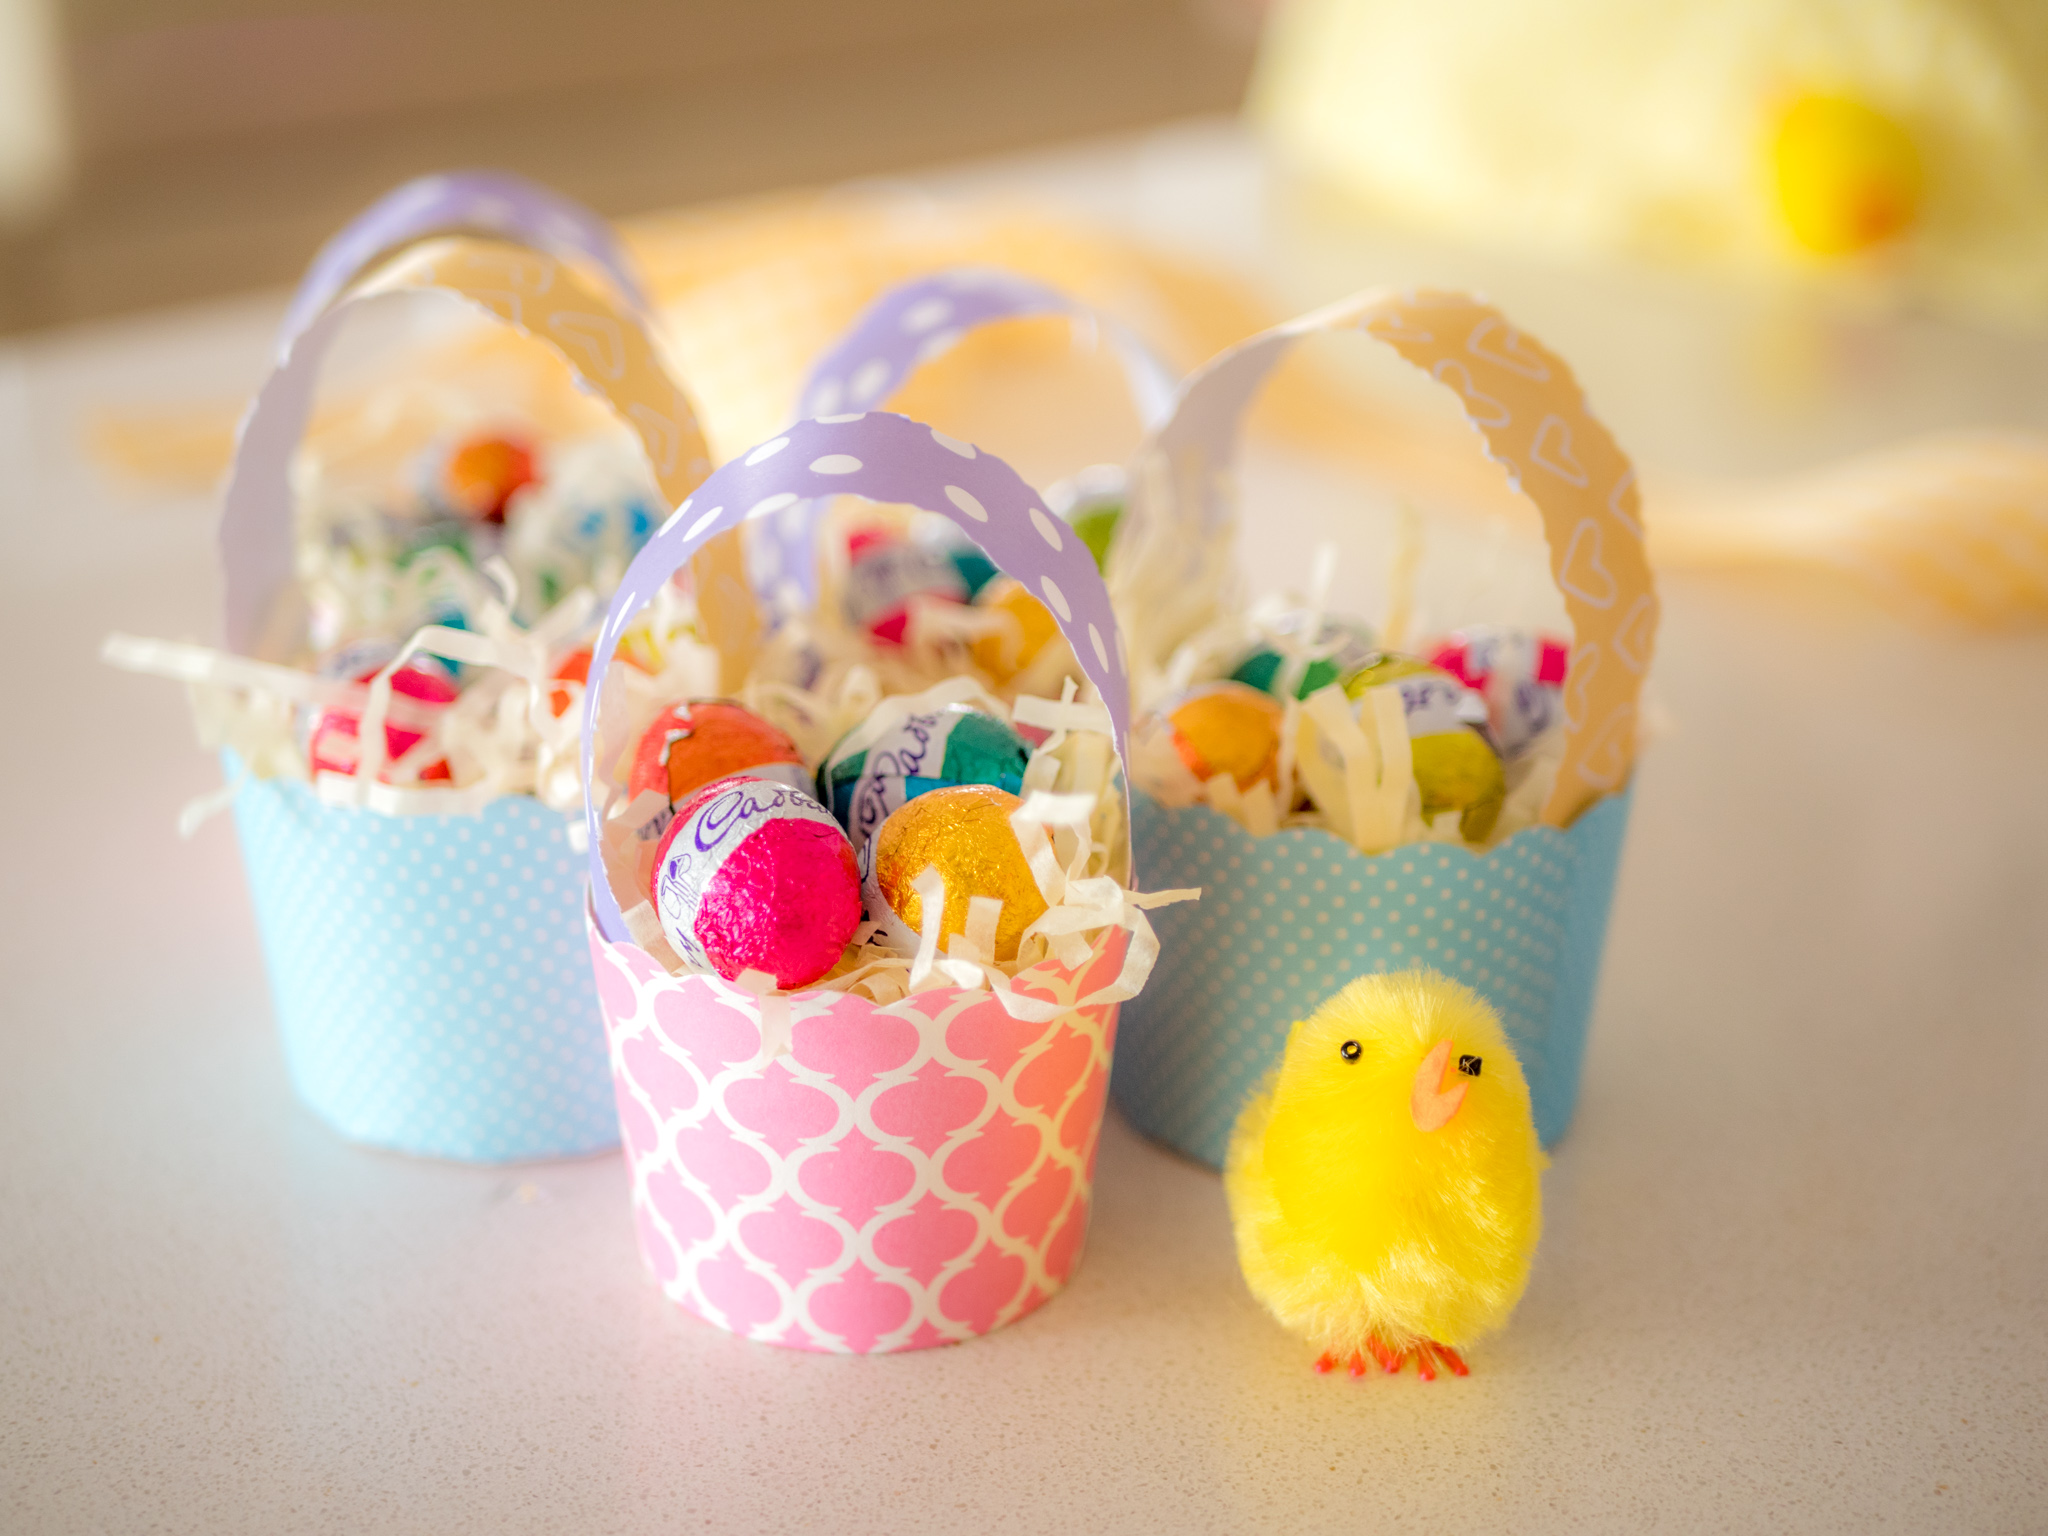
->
[1164, 682, 1284, 791]
[547, 642, 654, 718]
[445, 432, 538, 523]
[629, 700, 809, 807]
[969, 577, 1061, 683]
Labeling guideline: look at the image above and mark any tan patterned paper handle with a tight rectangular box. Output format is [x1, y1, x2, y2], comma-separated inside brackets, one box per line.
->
[1123, 288, 1658, 827]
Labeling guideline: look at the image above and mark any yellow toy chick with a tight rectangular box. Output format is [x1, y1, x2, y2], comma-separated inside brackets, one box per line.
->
[1225, 970, 1544, 1379]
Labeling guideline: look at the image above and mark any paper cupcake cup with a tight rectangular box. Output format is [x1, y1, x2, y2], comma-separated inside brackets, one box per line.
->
[593, 916, 1125, 1351]
[211, 175, 721, 1161]
[234, 764, 616, 1161]
[1112, 789, 1629, 1167]
[1106, 289, 1659, 1163]
[580, 410, 1156, 1351]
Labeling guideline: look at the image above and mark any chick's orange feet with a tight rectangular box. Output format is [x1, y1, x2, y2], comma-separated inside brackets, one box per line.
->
[1315, 1337, 1469, 1381]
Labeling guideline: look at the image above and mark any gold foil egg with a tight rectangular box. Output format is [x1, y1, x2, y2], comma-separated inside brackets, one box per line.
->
[868, 784, 1049, 963]
[1163, 682, 1284, 790]
[970, 577, 1061, 683]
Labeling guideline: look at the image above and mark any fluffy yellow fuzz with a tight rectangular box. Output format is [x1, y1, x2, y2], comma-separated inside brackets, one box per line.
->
[1225, 971, 1544, 1361]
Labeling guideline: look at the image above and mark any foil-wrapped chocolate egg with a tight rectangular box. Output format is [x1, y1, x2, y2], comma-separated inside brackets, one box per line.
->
[1425, 627, 1569, 758]
[1047, 464, 1125, 572]
[1300, 655, 1505, 842]
[1230, 613, 1378, 700]
[862, 784, 1049, 963]
[842, 527, 968, 644]
[306, 643, 458, 783]
[650, 775, 861, 989]
[547, 640, 655, 719]
[969, 577, 1061, 683]
[630, 700, 809, 807]
[444, 432, 538, 524]
[819, 703, 1031, 850]
[948, 546, 1000, 600]
[1159, 681, 1284, 791]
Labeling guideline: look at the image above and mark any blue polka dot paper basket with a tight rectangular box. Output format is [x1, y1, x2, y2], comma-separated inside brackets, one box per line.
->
[1104, 289, 1658, 1167]
[1111, 791, 1631, 1166]
[189, 175, 714, 1162]
[232, 768, 619, 1162]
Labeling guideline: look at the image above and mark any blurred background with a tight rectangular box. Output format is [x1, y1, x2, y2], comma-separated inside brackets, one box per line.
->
[0, 0, 1259, 330]
[9, 0, 2044, 629]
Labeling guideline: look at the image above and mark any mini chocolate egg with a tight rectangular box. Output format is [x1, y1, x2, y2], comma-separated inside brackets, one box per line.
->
[444, 432, 538, 524]
[546, 638, 655, 719]
[650, 775, 862, 989]
[1048, 464, 1125, 572]
[1230, 614, 1378, 701]
[948, 546, 1001, 600]
[1068, 503, 1122, 572]
[863, 784, 1049, 963]
[843, 527, 969, 644]
[307, 644, 458, 783]
[629, 700, 809, 808]
[1160, 681, 1285, 791]
[819, 703, 1031, 849]
[1426, 627, 1569, 758]
[1301, 655, 1504, 841]
[969, 577, 1061, 683]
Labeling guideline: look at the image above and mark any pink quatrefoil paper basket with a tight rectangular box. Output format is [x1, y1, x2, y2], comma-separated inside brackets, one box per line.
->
[580, 407, 1159, 1353]
[593, 926, 1126, 1350]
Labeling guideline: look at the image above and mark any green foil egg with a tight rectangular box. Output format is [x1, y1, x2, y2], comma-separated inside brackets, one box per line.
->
[1343, 655, 1505, 843]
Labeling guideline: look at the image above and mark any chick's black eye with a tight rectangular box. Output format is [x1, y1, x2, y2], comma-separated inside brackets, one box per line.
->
[1458, 1054, 1482, 1077]
[1340, 1040, 1362, 1063]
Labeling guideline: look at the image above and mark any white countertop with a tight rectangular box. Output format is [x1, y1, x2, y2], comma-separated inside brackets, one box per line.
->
[5, 122, 2046, 1534]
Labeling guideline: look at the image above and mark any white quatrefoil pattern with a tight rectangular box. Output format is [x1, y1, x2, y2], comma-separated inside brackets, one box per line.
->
[590, 922, 1127, 1353]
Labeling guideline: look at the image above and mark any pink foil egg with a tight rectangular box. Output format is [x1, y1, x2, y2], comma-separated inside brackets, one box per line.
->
[649, 775, 862, 990]
[307, 650, 459, 782]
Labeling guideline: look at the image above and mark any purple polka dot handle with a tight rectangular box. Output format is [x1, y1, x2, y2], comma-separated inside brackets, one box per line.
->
[220, 172, 655, 657]
[756, 269, 1176, 607]
[582, 412, 1135, 946]
[278, 171, 646, 352]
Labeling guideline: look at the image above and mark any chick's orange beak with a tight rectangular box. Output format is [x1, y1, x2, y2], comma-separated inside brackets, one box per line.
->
[1410, 1040, 1467, 1133]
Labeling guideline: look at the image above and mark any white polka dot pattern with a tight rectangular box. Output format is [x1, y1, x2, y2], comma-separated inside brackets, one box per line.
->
[232, 773, 618, 1163]
[1112, 789, 1633, 1168]
[591, 919, 1127, 1353]
[762, 268, 1178, 608]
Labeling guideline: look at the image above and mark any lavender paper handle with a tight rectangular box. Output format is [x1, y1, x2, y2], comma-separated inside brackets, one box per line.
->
[277, 171, 646, 351]
[583, 412, 1134, 946]
[757, 269, 1176, 607]
[796, 269, 1174, 422]
[221, 173, 647, 655]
